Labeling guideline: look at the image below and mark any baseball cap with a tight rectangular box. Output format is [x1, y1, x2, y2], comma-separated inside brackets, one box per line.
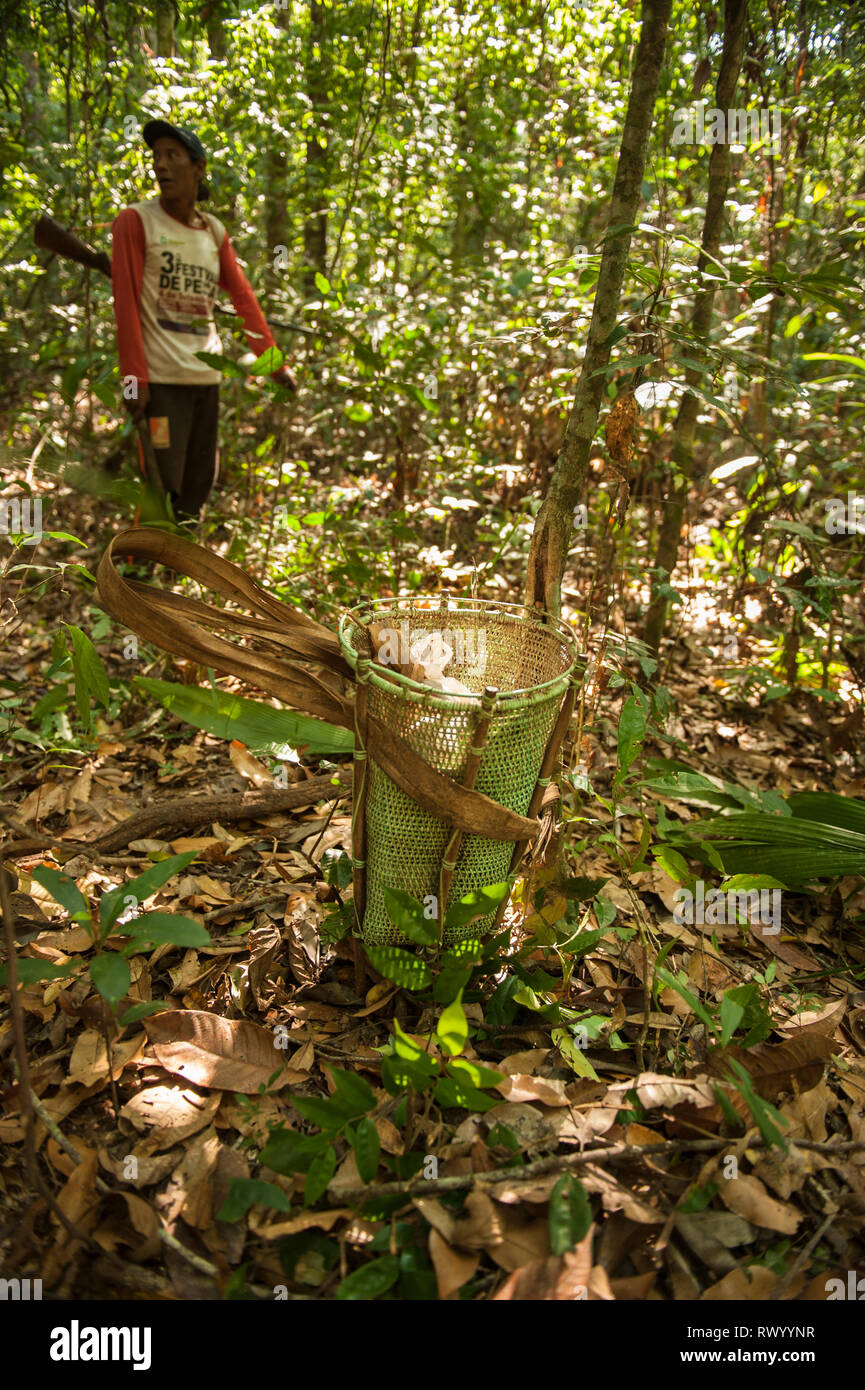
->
[143, 120, 210, 199]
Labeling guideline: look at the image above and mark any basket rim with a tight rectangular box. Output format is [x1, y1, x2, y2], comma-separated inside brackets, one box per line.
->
[337, 594, 584, 707]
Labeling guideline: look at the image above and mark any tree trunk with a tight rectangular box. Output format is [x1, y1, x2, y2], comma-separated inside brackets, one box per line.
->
[642, 0, 747, 654]
[303, 0, 329, 297]
[205, 0, 227, 60]
[154, 0, 175, 58]
[524, 0, 672, 617]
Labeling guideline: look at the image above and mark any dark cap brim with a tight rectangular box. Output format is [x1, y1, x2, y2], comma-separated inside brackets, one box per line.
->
[143, 119, 206, 161]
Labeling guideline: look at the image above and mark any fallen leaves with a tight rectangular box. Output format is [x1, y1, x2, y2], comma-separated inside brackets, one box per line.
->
[144, 1009, 305, 1092]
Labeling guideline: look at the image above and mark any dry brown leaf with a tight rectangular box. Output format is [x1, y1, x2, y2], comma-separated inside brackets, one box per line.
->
[284, 895, 321, 987]
[779, 1077, 832, 1141]
[66, 1029, 146, 1088]
[248, 922, 283, 1007]
[43, 1144, 100, 1286]
[611, 1272, 657, 1299]
[700, 1265, 780, 1300]
[491, 1173, 561, 1205]
[412, 1197, 456, 1244]
[144, 1009, 304, 1093]
[494, 1074, 571, 1107]
[491, 1227, 593, 1300]
[429, 1228, 480, 1298]
[718, 1172, 801, 1234]
[164, 1127, 223, 1230]
[98, 1145, 180, 1189]
[32, 1082, 104, 1150]
[119, 1083, 221, 1148]
[777, 998, 846, 1037]
[103, 1190, 161, 1259]
[709, 1032, 835, 1102]
[625, 1122, 666, 1146]
[451, 1189, 503, 1252]
[609, 1073, 719, 1113]
[581, 1164, 663, 1224]
[254, 1207, 350, 1239]
[486, 1206, 551, 1272]
[229, 741, 273, 788]
[374, 1115, 405, 1155]
[169, 836, 223, 854]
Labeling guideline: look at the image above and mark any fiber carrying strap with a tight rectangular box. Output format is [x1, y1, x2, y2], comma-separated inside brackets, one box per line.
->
[96, 529, 540, 842]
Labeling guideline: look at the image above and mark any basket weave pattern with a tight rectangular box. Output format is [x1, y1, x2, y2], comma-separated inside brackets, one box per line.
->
[339, 598, 578, 946]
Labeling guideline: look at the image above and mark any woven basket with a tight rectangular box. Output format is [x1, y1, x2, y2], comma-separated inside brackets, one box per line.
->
[94, 530, 582, 957]
[338, 596, 580, 947]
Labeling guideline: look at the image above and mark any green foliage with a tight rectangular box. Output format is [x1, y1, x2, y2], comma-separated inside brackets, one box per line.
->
[0, 856, 210, 1010]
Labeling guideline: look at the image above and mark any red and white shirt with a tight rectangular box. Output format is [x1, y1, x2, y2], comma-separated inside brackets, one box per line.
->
[111, 198, 277, 386]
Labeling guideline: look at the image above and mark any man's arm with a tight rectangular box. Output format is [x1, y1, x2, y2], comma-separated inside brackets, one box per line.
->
[218, 236, 296, 389]
[111, 209, 150, 420]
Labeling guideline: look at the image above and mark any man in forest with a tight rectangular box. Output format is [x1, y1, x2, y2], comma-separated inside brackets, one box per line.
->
[111, 119, 295, 518]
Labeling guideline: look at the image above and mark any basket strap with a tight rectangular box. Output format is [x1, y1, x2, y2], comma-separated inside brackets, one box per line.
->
[96, 528, 540, 843]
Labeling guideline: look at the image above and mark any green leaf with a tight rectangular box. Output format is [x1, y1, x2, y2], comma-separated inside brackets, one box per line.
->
[549, 1173, 592, 1254]
[193, 351, 247, 378]
[303, 1146, 338, 1207]
[117, 1001, 170, 1026]
[651, 846, 692, 885]
[802, 351, 865, 373]
[261, 1128, 330, 1175]
[335, 1254, 399, 1300]
[0, 957, 78, 987]
[292, 1094, 354, 1131]
[65, 624, 110, 730]
[345, 401, 373, 423]
[435, 990, 468, 1057]
[353, 1116, 381, 1184]
[719, 994, 745, 1046]
[321, 848, 352, 890]
[122, 913, 212, 947]
[90, 952, 131, 1008]
[444, 882, 510, 931]
[314, 271, 331, 295]
[381, 1052, 439, 1095]
[383, 886, 437, 946]
[551, 1026, 600, 1080]
[251, 346, 283, 375]
[133, 677, 353, 757]
[218, 1178, 292, 1222]
[433, 1076, 498, 1112]
[655, 966, 717, 1036]
[447, 1057, 504, 1088]
[328, 1066, 376, 1118]
[679, 1181, 720, 1214]
[99, 851, 200, 932]
[365, 945, 432, 991]
[31, 866, 90, 923]
[615, 693, 647, 783]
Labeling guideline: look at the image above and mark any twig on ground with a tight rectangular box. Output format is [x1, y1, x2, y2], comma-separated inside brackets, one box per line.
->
[2, 768, 353, 858]
[326, 1135, 865, 1203]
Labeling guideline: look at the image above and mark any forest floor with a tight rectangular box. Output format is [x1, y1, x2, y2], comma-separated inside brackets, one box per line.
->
[1, 449, 864, 1302]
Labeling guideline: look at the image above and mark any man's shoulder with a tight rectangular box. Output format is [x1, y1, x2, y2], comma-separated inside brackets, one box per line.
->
[125, 199, 159, 216]
[201, 210, 227, 245]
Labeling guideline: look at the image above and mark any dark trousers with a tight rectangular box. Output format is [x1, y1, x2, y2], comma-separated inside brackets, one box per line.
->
[143, 383, 220, 517]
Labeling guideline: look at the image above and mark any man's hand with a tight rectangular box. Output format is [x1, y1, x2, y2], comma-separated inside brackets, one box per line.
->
[91, 249, 112, 278]
[125, 382, 150, 424]
[270, 364, 297, 393]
